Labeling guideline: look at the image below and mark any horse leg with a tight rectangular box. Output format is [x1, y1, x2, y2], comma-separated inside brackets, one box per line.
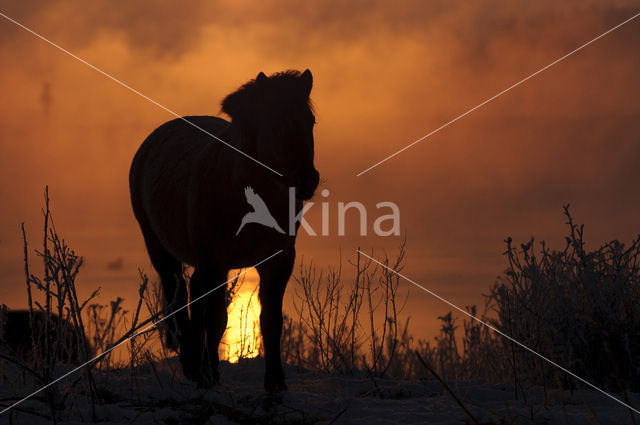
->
[186, 267, 227, 387]
[181, 268, 206, 384]
[203, 269, 228, 387]
[142, 231, 188, 352]
[256, 249, 295, 391]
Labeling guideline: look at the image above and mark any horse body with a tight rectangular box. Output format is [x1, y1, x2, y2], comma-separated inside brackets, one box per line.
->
[130, 70, 317, 390]
[131, 115, 297, 266]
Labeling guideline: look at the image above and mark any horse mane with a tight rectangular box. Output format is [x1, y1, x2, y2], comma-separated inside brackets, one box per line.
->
[221, 70, 313, 120]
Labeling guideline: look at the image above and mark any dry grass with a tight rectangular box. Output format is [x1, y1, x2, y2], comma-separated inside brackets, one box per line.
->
[1, 190, 638, 423]
[280, 206, 640, 397]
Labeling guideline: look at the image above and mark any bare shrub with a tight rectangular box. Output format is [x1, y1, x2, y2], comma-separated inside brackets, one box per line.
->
[283, 206, 640, 396]
[284, 242, 407, 377]
[407, 206, 640, 393]
[0, 188, 168, 422]
[281, 241, 504, 382]
[488, 205, 640, 392]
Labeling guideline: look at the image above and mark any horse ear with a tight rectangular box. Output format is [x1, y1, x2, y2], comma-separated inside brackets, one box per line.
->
[299, 69, 313, 98]
[256, 72, 268, 82]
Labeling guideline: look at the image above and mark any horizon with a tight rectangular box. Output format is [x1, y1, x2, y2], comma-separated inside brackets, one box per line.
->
[1, 0, 639, 349]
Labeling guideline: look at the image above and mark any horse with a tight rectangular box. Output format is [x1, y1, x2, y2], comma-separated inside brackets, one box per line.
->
[129, 69, 319, 391]
[0, 309, 91, 365]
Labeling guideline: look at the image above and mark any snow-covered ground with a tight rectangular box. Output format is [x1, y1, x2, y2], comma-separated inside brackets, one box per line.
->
[2, 357, 639, 424]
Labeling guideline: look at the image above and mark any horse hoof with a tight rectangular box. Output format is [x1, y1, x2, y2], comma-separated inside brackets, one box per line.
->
[264, 379, 287, 392]
[196, 379, 213, 389]
[202, 371, 220, 388]
[185, 367, 219, 388]
[183, 369, 199, 383]
[264, 368, 287, 392]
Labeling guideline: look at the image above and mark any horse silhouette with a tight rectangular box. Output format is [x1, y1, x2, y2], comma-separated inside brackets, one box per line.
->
[236, 186, 285, 235]
[0, 310, 91, 365]
[129, 69, 319, 390]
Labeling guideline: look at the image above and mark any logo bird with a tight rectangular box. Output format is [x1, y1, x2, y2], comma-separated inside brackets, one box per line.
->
[236, 186, 285, 235]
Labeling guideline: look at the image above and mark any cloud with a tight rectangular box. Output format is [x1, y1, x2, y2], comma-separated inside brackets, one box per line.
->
[0, 0, 217, 57]
[3, 0, 637, 60]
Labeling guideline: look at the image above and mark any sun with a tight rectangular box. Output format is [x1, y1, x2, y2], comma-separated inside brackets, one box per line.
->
[221, 267, 262, 363]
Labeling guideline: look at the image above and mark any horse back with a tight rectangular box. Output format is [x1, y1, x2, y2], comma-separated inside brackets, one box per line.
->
[129, 116, 232, 265]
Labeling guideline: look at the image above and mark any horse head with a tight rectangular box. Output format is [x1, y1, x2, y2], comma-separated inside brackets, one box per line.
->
[222, 69, 319, 200]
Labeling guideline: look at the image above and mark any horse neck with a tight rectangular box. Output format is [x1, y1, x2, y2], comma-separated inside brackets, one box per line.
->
[225, 121, 291, 198]
[226, 120, 263, 179]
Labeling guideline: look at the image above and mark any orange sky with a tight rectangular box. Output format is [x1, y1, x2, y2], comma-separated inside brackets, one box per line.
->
[1, 0, 639, 342]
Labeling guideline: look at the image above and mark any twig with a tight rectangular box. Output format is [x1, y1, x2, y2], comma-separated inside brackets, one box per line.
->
[0, 353, 45, 383]
[415, 350, 481, 425]
[21, 224, 39, 370]
[326, 406, 348, 425]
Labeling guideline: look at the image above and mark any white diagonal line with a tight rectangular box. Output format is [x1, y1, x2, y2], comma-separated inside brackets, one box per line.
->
[0, 250, 282, 416]
[357, 249, 640, 415]
[0, 12, 282, 177]
[356, 11, 640, 177]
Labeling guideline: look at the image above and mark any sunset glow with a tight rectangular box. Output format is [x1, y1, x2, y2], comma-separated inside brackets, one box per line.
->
[0, 0, 638, 354]
[1, 1, 639, 421]
[222, 268, 262, 363]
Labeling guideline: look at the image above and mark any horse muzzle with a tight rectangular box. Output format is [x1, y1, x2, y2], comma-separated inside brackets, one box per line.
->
[290, 169, 319, 201]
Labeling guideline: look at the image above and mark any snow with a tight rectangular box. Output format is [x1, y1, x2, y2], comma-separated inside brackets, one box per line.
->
[1, 357, 639, 424]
